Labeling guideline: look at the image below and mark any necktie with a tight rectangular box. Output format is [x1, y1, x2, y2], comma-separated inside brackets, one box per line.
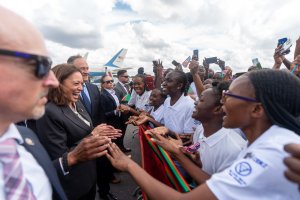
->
[124, 84, 130, 94]
[0, 138, 36, 200]
[81, 86, 92, 115]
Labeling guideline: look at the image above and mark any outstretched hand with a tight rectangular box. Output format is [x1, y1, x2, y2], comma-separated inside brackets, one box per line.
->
[146, 128, 182, 155]
[92, 124, 122, 139]
[106, 143, 134, 171]
[68, 135, 111, 166]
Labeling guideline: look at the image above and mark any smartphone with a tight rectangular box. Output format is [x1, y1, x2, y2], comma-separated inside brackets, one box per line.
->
[218, 59, 225, 70]
[280, 38, 292, 55]
[205, 57, 218, 64]
[278, 37, 288, 46]
[193, 49, 199, 61]
[183, 142, 200, 153]
[171, 60, 178, 66]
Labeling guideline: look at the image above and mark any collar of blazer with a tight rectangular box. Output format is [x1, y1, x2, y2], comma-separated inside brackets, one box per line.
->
[102, 89, 117, 107]
[116, 82, 128, 95]
[62, 101, 93, 131]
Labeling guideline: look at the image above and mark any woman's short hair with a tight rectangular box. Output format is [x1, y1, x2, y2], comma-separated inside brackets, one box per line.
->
[48, 64, 82, 106]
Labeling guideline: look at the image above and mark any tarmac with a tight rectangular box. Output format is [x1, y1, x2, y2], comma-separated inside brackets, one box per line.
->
[96, 124, 142, 200]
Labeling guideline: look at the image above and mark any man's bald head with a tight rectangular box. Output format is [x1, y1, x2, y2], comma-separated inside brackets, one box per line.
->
[0, 6, 58, 131]
[0, 6, 48, 56]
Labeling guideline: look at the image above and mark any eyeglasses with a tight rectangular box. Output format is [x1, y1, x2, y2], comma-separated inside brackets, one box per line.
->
[121, 75, 129, 78]
[0, 49, 52, 79]
[221, 90, 258, 103]
[103, 80, 114, 84]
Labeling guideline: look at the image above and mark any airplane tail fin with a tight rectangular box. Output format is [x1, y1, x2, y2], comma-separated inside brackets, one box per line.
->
[83, 52, 89, 60]
[104, 48, 128, 68]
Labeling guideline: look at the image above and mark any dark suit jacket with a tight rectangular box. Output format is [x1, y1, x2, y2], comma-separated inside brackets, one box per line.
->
[35, 101, 97, 200]
[16, 125, 67, 200]
[114, 82, 128, 102]
[100, 89, 123, 130]
[81, 83, 106, 126]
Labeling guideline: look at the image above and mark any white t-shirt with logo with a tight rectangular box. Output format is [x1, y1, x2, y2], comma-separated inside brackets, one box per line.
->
[206, 125, 300, 200]
[193, 126, 247, 175]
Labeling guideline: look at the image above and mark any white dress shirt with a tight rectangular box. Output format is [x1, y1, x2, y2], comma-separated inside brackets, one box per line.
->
[193, 126, 247, 175]
[163, 94, 196, 134]
[206, 125, 300, 200]
[0, 124, 52, 199]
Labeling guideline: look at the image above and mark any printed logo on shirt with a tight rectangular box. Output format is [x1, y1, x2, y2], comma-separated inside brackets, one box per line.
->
[234, 162, 252, 176]
[243, 152, 268, 168]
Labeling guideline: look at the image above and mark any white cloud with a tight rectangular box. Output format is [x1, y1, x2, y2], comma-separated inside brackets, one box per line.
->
[1, 0, 300, 75]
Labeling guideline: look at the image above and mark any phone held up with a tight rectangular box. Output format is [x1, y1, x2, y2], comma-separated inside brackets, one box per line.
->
[204, 57, 218, 64]
[278, 38, 292, 55]
[193, 49, 199, 61]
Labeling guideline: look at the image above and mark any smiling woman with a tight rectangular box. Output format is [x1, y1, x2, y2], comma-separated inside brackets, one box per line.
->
[34, 64, 119, 200]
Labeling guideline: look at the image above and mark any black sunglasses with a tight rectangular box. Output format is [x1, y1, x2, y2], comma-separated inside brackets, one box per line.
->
[0, 49, 52, 79]
[121, 75, 129, 78]
[103, 80, 114, 84]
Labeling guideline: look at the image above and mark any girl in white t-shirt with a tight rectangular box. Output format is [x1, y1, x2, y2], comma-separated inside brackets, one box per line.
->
[128, 88, 166, 127]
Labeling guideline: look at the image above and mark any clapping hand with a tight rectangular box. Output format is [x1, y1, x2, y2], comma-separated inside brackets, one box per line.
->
[92, 124, 122, 139]
[68, 135, 111, 166]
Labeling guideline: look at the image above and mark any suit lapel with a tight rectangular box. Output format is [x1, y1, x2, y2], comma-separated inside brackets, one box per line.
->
[117, 82, 127, 95]
[17, 126, 67, 200]
[61, 104, 91, 131]
[103, 89, 117, 108]
[76, 101, 94, 127]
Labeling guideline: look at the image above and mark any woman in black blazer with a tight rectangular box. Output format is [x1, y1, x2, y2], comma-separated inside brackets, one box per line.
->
[35, 64, 120, 200]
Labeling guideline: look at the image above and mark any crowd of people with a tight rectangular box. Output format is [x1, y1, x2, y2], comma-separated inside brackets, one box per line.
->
[0, 5, 300, 200]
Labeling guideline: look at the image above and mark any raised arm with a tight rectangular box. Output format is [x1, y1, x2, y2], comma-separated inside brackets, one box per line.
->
[189, 60, 205, 98]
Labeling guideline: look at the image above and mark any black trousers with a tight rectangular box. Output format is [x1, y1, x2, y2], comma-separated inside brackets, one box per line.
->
[96, 156, 114, 196]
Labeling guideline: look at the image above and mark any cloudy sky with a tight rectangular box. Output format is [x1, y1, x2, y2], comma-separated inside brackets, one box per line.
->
[1, 0, 300, 74]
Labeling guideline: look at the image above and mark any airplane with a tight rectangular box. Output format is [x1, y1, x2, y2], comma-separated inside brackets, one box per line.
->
[87, 48, 132, 85]
[88, 48, 131, 77]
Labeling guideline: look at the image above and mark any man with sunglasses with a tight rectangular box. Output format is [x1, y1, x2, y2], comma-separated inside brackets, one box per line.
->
[0, 6, 67, 200]
[114, 70, 130, 102]
[114, 70, 132, 152]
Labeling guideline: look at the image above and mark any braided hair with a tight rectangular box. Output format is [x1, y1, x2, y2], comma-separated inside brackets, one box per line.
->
[170, 70, 189, 95]
[246, 69, 300, 135]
